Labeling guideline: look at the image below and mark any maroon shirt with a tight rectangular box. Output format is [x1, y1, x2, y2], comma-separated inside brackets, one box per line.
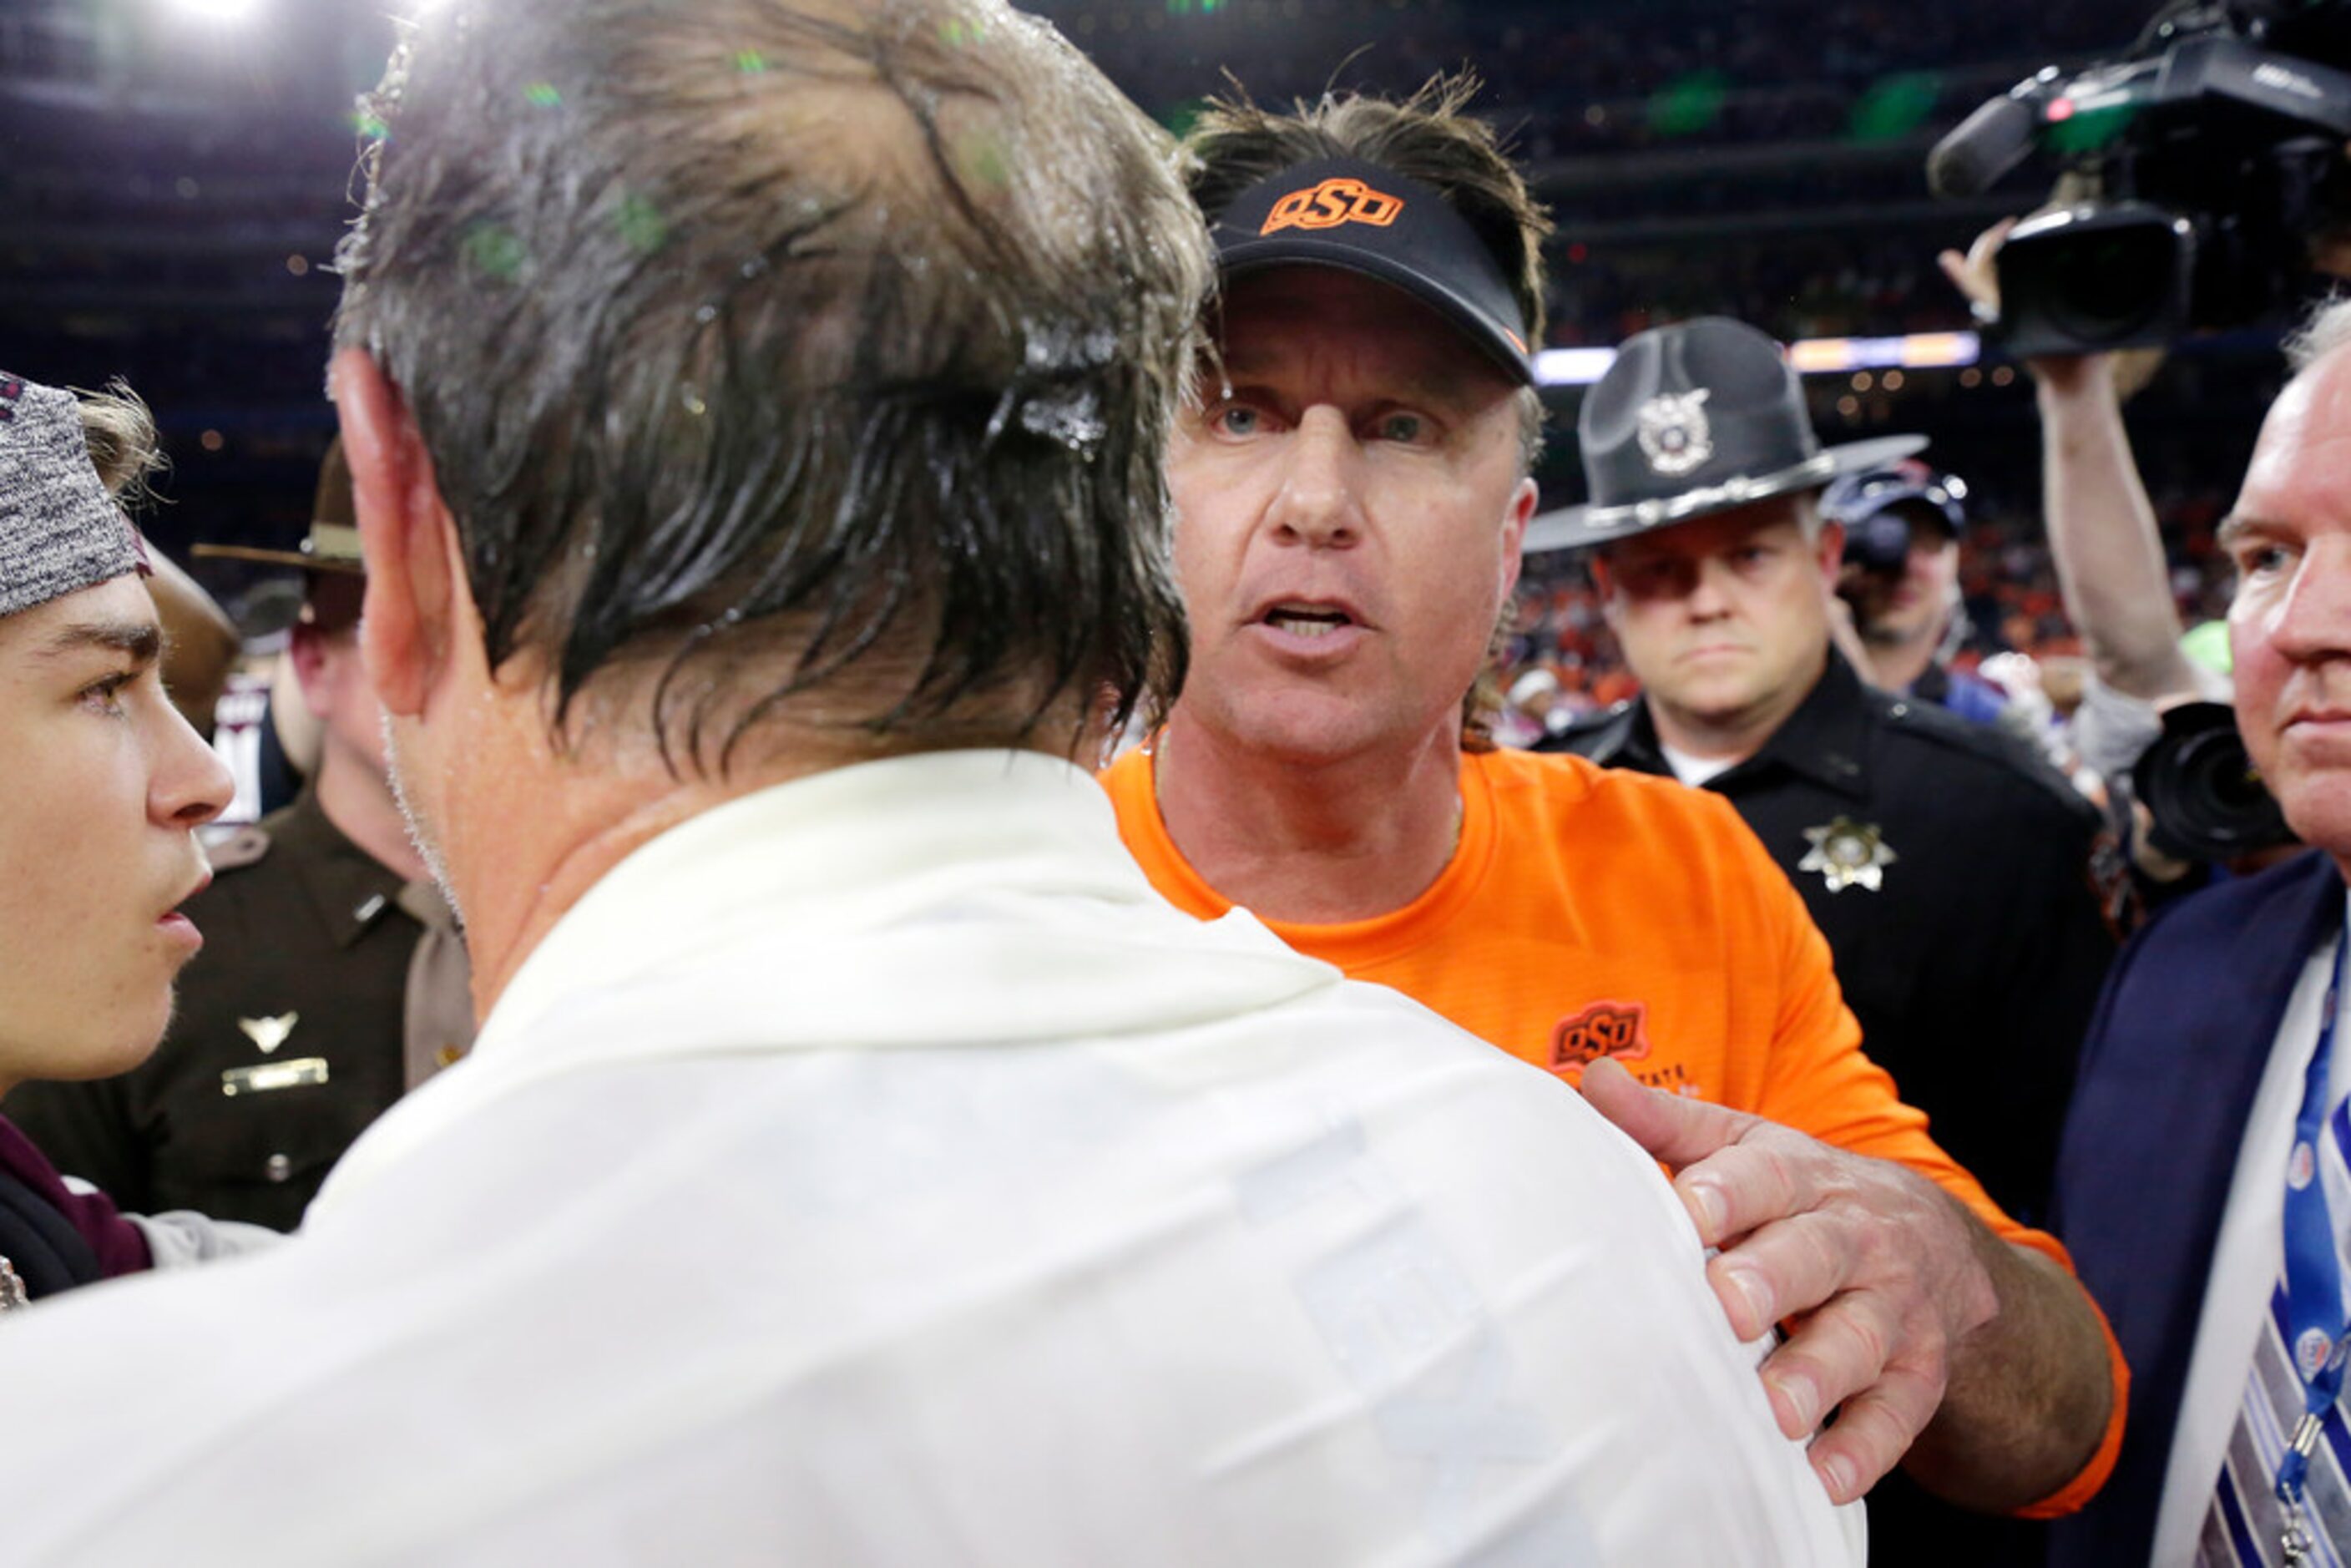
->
[0, 1113, 149, 1284]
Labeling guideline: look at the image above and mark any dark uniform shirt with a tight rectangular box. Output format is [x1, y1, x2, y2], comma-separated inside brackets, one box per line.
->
[1545, 652, 2118, 1568]
[3, 791, 421, 1232]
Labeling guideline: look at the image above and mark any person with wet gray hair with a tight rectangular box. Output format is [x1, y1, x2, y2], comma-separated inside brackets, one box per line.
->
[329, 0, 1196, 764]
[0, 4, 1858, 1564]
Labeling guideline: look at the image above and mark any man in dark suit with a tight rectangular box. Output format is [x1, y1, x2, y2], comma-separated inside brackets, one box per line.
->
[2052, 301, 2351, 1566]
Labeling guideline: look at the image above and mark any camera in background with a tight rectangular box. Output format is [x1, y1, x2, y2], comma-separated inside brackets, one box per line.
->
[1929, 0, 2351, 357]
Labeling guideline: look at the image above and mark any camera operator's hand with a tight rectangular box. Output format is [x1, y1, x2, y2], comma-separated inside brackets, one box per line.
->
[1936, 216, 2015, 327]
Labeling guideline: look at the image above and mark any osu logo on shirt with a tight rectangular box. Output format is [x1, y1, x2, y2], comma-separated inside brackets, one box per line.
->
[1550, 1000, 1653, 1069]
[1260, 177, 1406, 235]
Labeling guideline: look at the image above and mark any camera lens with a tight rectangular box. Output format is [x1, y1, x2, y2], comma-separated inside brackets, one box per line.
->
[2040, 227, 2179, 347]
[1842, 511, 1912, 574]
[2133, 701, 2297, 862]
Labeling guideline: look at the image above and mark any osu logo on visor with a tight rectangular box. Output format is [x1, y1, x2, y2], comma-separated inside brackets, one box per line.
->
[1261, 177, 1406, 235]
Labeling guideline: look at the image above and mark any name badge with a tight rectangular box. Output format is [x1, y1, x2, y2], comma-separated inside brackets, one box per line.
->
[220, 1058, 330, 1097]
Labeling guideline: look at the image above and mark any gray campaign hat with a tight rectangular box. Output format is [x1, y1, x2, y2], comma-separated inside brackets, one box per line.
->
[1524, 317, 1924, 553]
[0, 372, 148, 618]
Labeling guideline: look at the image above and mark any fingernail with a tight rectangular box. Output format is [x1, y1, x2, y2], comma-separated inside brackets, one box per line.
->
[1820, 1454, 1857, 1503]
[1721, 1264, 1772, 1330]
[1775, 1372, 1818, 1433]
[1686, 1181, 1727, 1237]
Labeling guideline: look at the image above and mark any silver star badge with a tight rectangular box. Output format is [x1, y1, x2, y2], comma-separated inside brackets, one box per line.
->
[1798, 817, 1897, 893]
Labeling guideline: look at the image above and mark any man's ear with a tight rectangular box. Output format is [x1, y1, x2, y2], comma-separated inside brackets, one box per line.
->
[1587, 551, 1623, 629]
[1813, 519, 1848, 584]
[285, 621, 333, 721]
[1499, 476, 1539, 601]
[331, 348, 452, 719]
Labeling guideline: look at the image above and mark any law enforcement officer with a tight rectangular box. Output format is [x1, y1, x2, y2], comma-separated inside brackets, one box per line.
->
[2, 440, 473, 1231]
[1537, 316, 2116, 1222]
[1531, 316, 2120, 1563]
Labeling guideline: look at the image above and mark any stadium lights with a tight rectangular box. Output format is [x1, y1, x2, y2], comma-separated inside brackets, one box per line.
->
[1535, 331, 1983, 387]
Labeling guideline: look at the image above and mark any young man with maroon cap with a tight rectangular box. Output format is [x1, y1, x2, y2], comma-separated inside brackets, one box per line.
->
[0, 372, 255, 1303]
[1100, 80, 2126, 1541]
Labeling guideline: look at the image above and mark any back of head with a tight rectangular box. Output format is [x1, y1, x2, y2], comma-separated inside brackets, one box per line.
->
[334, 0, 1211, 771]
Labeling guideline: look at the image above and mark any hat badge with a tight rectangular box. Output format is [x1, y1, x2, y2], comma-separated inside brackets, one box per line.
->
[1636, 388, 1713, 477]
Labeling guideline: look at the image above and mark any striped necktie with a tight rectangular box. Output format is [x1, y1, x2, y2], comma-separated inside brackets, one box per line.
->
[2204, 1030, 2351, 1565]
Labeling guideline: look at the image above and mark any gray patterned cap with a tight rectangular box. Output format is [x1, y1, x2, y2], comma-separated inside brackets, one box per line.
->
[0, 372, 148, 620]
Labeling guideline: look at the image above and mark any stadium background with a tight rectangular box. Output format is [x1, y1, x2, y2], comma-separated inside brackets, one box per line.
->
[0, 0, 2295, 708]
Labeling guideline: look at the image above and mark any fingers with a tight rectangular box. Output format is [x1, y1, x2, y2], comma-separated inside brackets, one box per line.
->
[1969, 215, 2018, 270]
[1706, 1208, 1850, 1339]
[1762, 1288, 1904, 1434]
[1804, 1363, 1949, 1505]
[1578, 1057, 1759, 1174]
[1938, 217, 2020, 316]
[1675, 1131, 1816, 1249]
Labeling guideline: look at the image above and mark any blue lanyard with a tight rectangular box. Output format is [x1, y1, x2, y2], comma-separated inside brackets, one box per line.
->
[2278, 935, 2351, 1522]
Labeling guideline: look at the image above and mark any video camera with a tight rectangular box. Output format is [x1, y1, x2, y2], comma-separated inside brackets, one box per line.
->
[1929, 0, 2351, 357]
[2131, 701, 2298, 861]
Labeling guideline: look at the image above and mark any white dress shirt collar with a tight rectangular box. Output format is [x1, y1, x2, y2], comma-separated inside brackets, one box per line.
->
[312, 748, 1335, 1222]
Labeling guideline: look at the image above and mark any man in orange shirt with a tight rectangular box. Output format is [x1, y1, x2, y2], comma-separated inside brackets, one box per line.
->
[1101, 78, 2125, 1535]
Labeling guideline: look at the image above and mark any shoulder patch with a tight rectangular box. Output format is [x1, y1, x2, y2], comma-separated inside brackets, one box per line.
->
[200, 824, 272, 873]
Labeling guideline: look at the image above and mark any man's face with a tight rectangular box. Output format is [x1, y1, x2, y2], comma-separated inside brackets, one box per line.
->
[1851, 508, 1959, 648]
[1593, 498, 1840, 736]
[1166, 268, 1537, 765]
[0, 575, 230, 1087]
[2226, 343, 2351, 862]
[291, 589, 392, 781]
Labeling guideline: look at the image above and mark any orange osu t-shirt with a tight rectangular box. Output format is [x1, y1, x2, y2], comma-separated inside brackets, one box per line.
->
[1101, 741, 2125, 1516]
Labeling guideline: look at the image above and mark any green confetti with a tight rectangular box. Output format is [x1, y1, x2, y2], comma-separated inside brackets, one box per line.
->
[462, 222, 527, 282]
[524, 82, 562, 109]
[351, 110, 389, 140]
[735, 48, 766, 73]
[1646, 70, 1728, 139]
[957, 133, 1012, 190]
[616, 193, 670, 254]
